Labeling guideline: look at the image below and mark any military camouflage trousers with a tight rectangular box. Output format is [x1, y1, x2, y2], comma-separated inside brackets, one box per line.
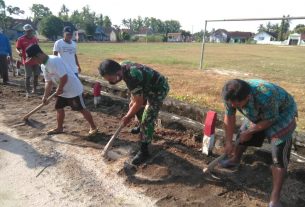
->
[136, 81, 169, 144]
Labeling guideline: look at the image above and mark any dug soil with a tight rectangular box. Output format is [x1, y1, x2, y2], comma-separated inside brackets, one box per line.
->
[1, 81, 305, 207]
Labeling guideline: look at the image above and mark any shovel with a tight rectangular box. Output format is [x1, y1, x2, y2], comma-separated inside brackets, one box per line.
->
[102, 123, 124, 157]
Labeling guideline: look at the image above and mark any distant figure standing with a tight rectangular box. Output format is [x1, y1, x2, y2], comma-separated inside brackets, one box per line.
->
[0, 29, 12, 84]
[16, 24, 40, 96]
[53, 26, 81, 77]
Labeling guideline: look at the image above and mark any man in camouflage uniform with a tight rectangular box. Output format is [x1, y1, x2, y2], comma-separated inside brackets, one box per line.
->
[99, 59, 169, 165]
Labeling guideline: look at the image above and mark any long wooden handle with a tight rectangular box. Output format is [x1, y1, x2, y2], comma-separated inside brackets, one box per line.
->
[102, 124, 124, 157]
[23, 93, 56, 120]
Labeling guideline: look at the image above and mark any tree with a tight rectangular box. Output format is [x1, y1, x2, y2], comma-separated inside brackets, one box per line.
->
[132, 16, 144, 32]
[121, 31, 130, 41]
[69, 6, 97, 36]
[258, 24, 266, 32]
[103, 16, 112, 28]
[294, 24, 305, 34]
[58, 4, 69, 21]
[143, 17, 150, 28]
[122, 18, 132, 31]
[96, 14, 103, 27]
[69, 10, 82, 27]
[39, 15, 63, 40]
[0, 0, 24, 31]
[151, 18, 165, 33]
[180, 29, 191, 41]
[193, 30, 204, 42]
[84, 21, 96, 36]
[30, 4, 52, 23]
[278, 15, 290, 41]
[164, 20, 181, 34]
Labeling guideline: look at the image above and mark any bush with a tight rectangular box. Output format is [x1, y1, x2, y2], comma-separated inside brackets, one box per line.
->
[147, 34, 166, 42]
[130, 34, 166, 42]
[130, 35, 139, 42]
[121, 32, 130, 41]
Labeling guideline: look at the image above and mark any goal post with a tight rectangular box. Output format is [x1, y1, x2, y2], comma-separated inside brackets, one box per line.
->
[199, 16, 305, 69]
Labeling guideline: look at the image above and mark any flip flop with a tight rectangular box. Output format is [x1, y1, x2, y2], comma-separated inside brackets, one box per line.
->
[268, 202, 283, 207]
[47, 128, 64, 135]
[88, 128, 98, 136]
[219, 159, 240, 168]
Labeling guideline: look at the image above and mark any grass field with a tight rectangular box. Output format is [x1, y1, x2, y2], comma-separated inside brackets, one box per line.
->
[19, 42, 305, 130]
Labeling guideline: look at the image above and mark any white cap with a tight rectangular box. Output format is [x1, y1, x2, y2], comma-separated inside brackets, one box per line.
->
[23, 24, 33, 31]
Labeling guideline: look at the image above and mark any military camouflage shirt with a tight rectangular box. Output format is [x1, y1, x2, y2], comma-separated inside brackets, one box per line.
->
[121, 60, 167, 98]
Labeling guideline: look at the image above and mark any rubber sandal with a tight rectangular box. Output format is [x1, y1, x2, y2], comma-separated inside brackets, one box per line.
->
[88, 128, 98, 136]
[47, 128, 63, 135]
[219, 159, 240, 169]
[269, 202, 283, 207]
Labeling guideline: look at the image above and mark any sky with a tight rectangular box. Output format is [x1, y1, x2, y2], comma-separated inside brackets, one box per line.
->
[5, 0, 305, 33]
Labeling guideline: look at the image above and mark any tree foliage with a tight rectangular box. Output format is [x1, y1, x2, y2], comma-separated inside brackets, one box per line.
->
[0, 0, 24, 31]
[103, 16, 112, 28]
[38, 15, 63, 40]
[122, 16, 181, 34]
[2, 1, 184, 42]
[278, 15, 290, 41]
[30, 4, 52, 23]
[58, 4, 69, 21]
[294, 24, 305, 34]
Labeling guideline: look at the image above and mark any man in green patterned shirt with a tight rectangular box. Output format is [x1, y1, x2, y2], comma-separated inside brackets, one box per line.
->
[98, 59, 170, 165]
[221, 79, 297, 207]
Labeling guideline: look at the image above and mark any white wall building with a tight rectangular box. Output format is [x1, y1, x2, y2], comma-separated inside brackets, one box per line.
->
[253, 31, 277, 44]
[287, 33, 305, 46]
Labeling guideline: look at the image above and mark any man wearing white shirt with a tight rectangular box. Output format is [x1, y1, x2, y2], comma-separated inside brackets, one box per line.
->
[25, 44, 98, 136]
[53, 26, 81, 77]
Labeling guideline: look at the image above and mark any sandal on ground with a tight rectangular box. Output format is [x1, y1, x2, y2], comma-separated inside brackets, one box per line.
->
[47, 128, 64, 135]
[88, 128, 98, 136]
[268, 202, 283, 207]
[219, 159, 240, 169]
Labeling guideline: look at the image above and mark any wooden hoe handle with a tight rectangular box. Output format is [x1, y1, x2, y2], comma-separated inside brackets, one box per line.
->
[23, 93, 56, 120]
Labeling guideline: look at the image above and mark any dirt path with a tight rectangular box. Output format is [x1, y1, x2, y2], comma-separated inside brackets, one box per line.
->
[0, 116, 156, 207]
[1, 83, 305, 207]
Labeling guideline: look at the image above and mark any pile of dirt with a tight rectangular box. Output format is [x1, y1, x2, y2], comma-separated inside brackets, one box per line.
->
[1, 81, 305, 207]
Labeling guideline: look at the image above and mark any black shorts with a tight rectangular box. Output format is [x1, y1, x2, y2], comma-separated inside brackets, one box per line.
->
[239, 121, 292, 168]
[239, 130, 266, 147]
[55, 95, 86, 111]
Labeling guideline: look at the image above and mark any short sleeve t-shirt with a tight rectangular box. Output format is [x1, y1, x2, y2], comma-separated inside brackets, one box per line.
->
[224, 79, 297, 141]
[16, 35, 39, 65]
[53, 39, 78, 73]
[41, 55, 83, 98]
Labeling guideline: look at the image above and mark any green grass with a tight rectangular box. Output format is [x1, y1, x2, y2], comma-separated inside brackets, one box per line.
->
[15, 42, 305, 130]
